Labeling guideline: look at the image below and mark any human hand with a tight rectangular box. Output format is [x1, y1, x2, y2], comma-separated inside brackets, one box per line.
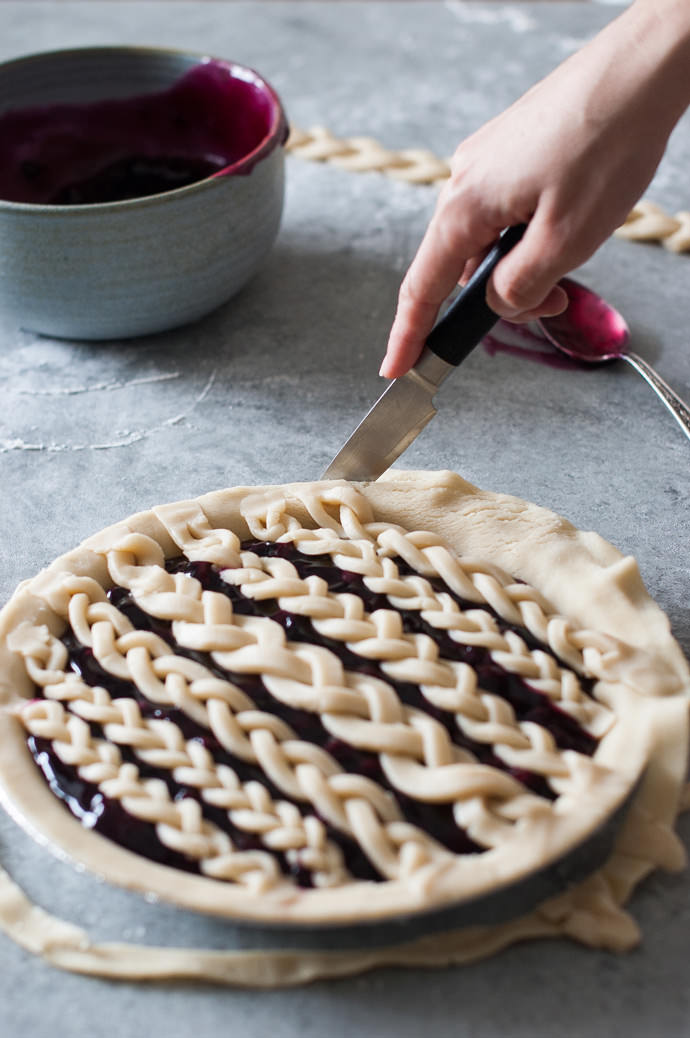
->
[381, 0, 690, 378]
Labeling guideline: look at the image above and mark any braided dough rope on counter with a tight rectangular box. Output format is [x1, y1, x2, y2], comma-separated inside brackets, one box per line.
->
[615, 201, 690, 253]
[285, 125, 452, 184]
[286, 127, 690, 252]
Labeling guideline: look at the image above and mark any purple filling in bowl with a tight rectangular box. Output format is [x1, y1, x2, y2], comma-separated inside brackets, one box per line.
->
[0, 47, 288, 339]
[0, 58, 288, 205]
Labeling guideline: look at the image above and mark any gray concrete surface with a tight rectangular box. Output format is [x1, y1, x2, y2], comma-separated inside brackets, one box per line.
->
[0, 3, 689, 1036]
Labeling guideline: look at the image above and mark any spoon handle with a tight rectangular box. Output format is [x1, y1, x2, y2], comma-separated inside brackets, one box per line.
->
[624, 352, 690, 442]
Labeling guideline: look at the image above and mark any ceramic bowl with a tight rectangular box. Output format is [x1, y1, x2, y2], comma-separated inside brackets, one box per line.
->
[0, 46, 288, 340]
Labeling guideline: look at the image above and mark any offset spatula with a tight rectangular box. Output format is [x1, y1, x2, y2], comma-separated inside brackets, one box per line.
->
[322, 223, 526, 481]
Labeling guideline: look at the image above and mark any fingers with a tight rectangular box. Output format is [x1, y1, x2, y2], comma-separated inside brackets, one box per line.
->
[485, 214, 573, 318]
[379, 290, 441, 378]
[381, 193, 498, 379]
[381, 191, 580, 379]
[381, 236, 465, 379]
[381, 226, 564, 379]
[498, 284, 569, 323]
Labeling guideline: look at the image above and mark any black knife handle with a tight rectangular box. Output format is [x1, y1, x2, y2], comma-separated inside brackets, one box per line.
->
[425, 223, 526, 366]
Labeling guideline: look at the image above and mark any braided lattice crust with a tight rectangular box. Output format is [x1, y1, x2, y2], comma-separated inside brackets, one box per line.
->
[0, 471, 687, 925]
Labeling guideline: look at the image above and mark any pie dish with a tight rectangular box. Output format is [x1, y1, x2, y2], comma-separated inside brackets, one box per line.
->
[0, 470, 687, 945]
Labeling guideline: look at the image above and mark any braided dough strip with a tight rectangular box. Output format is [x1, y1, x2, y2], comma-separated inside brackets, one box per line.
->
[22, 699, 284, 891]
[82, 524, 607, 799]
[11, 574, 560, 872]
[285, 125, 451, 184]
[286, 126, 690, 251]
[16, 646, 465, 884]
[221, 544, 611, 734]
[20, 679, 351, 889]
[615, 201, 690, 253]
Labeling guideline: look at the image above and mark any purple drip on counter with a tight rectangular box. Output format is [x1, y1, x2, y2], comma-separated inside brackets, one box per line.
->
[29, 544, 597, 886]
[0, 60, 283, 204]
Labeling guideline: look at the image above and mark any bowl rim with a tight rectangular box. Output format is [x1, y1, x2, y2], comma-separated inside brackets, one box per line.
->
[0, 44, 289, 213]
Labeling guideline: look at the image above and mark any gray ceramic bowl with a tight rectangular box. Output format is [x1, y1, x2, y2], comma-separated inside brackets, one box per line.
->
[0, 46, 288, 340]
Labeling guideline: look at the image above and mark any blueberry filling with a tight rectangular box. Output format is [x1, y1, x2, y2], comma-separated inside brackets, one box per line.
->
[28, 544, 599, 886]
[54, 627, 383, 885]
[0, 60, 282, 204]
[29, 734, 202, 876]
[50, 155, 229, 205]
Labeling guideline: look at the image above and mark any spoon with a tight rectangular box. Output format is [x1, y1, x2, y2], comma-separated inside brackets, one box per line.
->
[537, 277, 690, 442]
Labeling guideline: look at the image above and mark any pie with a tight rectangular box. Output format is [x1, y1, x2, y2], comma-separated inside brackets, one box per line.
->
[0, 470, 687, 979]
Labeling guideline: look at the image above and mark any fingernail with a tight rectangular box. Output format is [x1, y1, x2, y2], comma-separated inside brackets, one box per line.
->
[379, 347, 394, 376]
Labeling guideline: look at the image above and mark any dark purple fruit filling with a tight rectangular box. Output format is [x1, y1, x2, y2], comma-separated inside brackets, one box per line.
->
[0, 60, 284, 204]
[29, 735, 201, 875]
[50, 155, 228, 205]
[56, 614, 475, 883]
[29, 544, 599, 886]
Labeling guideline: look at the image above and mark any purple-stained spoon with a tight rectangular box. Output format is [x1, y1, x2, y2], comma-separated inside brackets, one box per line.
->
[537, 277, 690, 442]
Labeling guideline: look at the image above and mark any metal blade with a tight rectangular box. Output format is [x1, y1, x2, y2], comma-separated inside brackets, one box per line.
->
[321, 349, 454, 481]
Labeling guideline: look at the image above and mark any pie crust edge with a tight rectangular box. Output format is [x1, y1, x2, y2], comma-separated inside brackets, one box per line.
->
[0, 468, 687, 979]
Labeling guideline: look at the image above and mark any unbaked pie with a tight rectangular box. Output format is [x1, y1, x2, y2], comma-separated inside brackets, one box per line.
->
[0, 470, 687, 947]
